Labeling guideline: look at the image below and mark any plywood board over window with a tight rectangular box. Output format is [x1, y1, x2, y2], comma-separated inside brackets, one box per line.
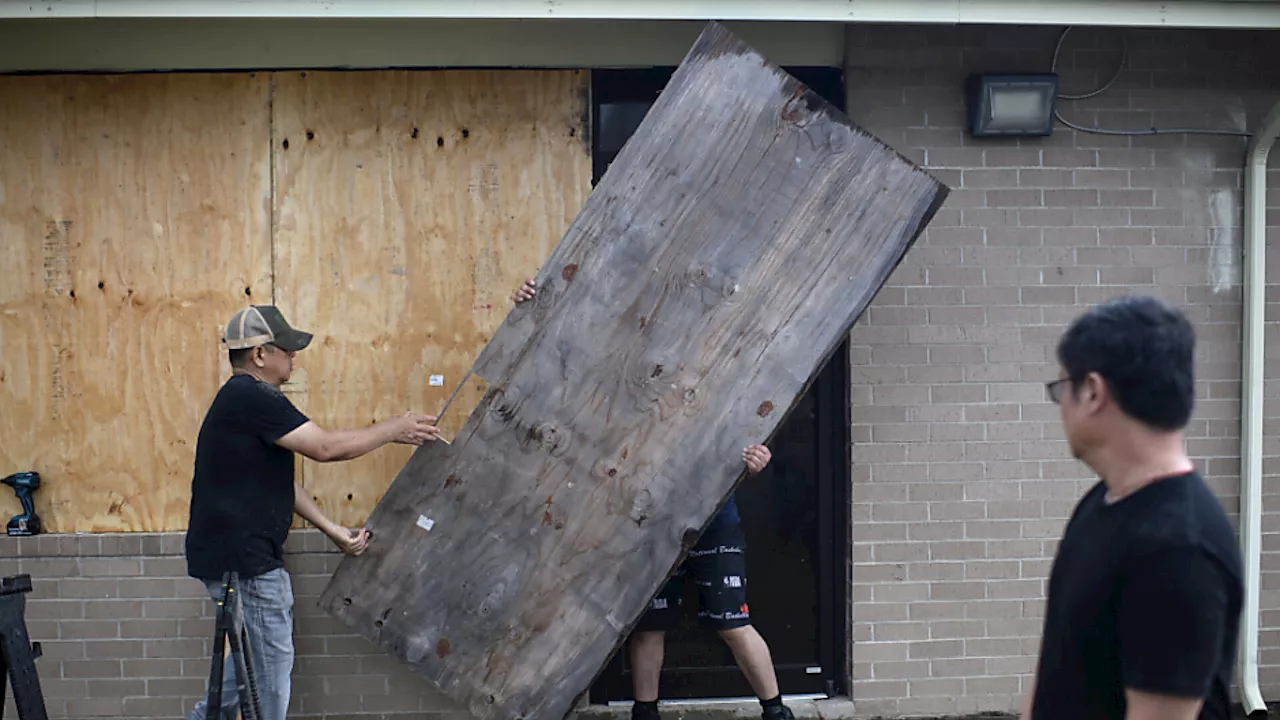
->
[0, 73, 273, 532]
[271, 69, 592, 529]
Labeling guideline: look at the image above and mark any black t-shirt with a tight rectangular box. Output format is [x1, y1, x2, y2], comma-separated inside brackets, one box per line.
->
[1031, 471, 1243, 720]
[185, 374, 309, 582]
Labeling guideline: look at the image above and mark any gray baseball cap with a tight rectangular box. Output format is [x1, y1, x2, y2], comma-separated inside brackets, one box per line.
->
[222, 305, 313, 352]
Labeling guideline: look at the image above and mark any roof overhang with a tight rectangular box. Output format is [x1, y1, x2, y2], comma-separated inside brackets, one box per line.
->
[8, 0, 1280, 29]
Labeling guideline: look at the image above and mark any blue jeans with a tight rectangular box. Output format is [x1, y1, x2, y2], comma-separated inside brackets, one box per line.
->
[186, 568, 295, 720]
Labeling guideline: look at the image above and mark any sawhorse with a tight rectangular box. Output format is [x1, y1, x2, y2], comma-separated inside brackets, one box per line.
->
[205, 572, 264, 720]
[0, 574, 48, 720]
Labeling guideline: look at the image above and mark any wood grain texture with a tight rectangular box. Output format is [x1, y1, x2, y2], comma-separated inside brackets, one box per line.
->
[0, 73, 272, 532]
[319, 22, 948, 720]
[271, 69, 591, 528]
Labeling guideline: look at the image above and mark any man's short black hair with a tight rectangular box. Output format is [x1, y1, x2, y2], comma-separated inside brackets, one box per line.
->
[228, 347, 254, 368]
[1056, 295, 1196, 431]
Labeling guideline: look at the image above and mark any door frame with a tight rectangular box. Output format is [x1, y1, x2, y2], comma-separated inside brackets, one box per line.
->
[585, 65, 851, 704]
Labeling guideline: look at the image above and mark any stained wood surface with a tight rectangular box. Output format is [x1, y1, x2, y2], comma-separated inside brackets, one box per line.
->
[272, 69, 592, 528]
[320, 22, 948, 720]
[0, 73, 272, 532]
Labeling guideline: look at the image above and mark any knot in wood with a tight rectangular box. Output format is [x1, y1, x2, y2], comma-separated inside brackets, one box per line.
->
[486, 388, 521, 423]
[757, 401, 774, 417]
[522, 422, 567, 455]
[561, 263, 579, 282]
[781, 85, 819, 126]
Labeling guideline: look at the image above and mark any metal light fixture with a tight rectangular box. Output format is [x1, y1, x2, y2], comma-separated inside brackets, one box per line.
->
[966, 73, 1059, 138]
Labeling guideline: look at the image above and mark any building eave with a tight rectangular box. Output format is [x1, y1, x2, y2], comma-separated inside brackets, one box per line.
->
[8, 0, 1280, 29]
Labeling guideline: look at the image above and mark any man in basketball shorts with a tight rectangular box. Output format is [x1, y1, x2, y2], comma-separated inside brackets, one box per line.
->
[627, 444, 795, 720]
[511, 279, 795, 720]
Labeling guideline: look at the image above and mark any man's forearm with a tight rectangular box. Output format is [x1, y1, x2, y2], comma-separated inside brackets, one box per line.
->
[293, 482, 341, 538]
[322, 421, 398, 461]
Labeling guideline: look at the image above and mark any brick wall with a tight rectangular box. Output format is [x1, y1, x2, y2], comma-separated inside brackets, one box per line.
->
[1, 531, 467, 719]
[844, 23, 1280, 718]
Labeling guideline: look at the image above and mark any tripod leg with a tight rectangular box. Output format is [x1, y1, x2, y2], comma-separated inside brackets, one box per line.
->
[0, 593, 49, 720]
[1, 647, 8, 720]
[238, 625, 265, 720]
[228, 629, 264, 720]
[207, 621, 227, 711]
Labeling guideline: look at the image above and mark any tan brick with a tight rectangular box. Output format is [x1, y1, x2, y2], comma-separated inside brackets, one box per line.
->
[928, 501, 985, 521]
[908, 404, 964, 423]
[123, 658, 184, 677]
[930, 581, 987, 601]
[965, 561, 1022, 580]
[80, 557, 143, 577]
[84, 639, 144, 660]
[908, 364, 965, 384]
[930, 619, 987, 639]
[63, 698, 136, 720]
[909, 639, 965, 660]
[909, 602, 966, 621]
[60, 620, 120, 639]
[87, 678, 146, 696]
[908, 521, 965, 541]
[873, 621, 931, 642]
[854, 640, 911, 663]
[873, 542, 930, 563]
[873, 659, 932, 680]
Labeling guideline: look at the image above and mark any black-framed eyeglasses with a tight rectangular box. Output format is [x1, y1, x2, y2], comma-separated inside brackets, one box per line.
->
[1046, 378, 1070, 405]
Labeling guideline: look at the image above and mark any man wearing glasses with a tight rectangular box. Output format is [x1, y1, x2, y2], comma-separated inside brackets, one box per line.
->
[184, 305, 440, 720]
[1022, 296, 1242, 720]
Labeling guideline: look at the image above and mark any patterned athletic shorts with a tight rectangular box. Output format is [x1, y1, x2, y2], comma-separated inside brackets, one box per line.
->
[634, 521, 750, 632]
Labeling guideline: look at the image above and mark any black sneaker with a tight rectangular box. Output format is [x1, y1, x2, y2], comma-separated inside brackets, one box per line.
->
[632, 701, 660, 720]
[762, 704, 795, 720]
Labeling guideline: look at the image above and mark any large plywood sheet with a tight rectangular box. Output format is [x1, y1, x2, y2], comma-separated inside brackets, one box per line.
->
[0, 73, 272, 532]
[320, 23, 948, 720]
[271, 69, 591, 528]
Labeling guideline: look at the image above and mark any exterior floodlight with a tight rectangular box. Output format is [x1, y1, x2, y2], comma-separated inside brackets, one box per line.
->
[966, 73, 1058, 138]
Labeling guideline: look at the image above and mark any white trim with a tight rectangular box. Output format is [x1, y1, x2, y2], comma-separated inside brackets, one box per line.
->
[1237, 98, 1280, 720]
[9, 0, 1280, 28]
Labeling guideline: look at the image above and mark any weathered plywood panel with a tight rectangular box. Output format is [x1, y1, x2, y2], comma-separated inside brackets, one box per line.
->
[320, 22, 947, 720]
[0, 73, 272, 532]
[271, 70, 591, 527]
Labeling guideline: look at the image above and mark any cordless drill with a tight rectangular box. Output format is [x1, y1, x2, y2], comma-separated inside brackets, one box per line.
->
[1, 472, 41, 536]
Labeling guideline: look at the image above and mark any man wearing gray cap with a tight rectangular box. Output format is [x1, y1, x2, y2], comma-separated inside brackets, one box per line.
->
[185, 305, 439, 720]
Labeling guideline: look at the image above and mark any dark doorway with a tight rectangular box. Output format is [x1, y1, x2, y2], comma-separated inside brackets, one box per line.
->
[587, 66, 851, 704]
